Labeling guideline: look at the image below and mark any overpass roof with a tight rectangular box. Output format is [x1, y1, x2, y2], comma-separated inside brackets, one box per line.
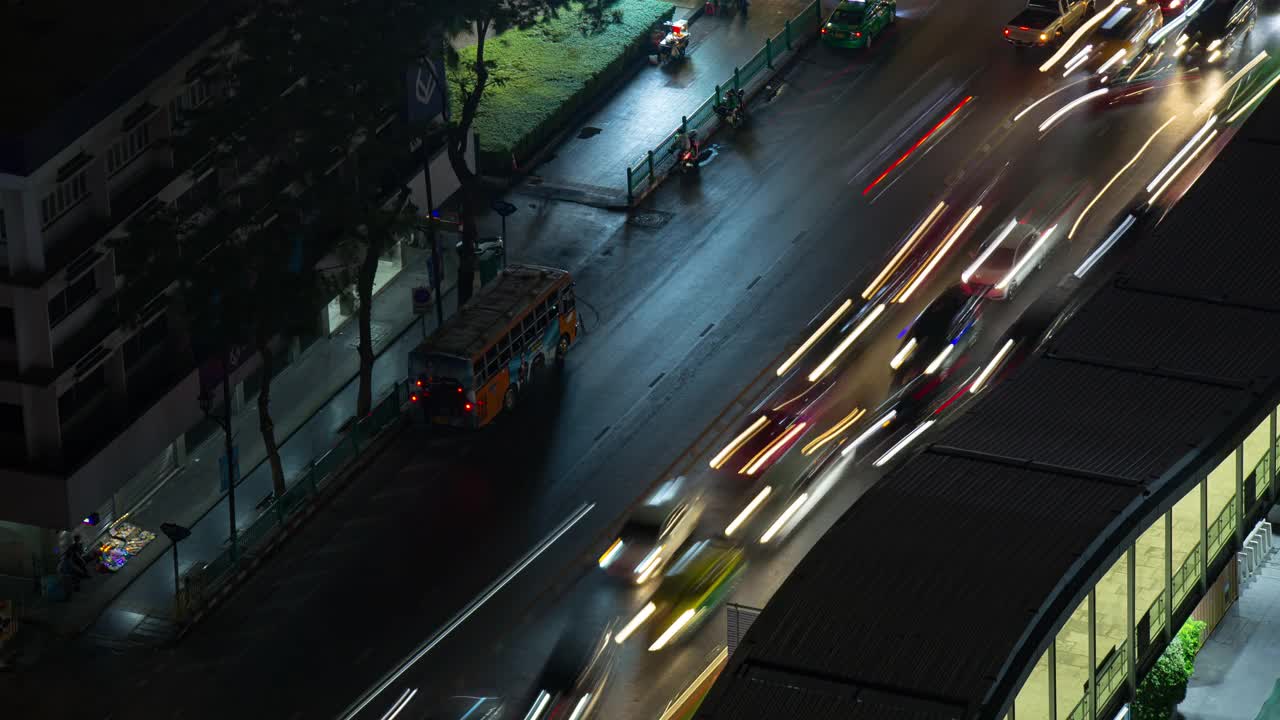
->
[697, 90, 1280, 720]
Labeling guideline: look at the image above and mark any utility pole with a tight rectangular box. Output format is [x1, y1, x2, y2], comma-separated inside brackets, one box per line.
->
[198, 350, 239, 562]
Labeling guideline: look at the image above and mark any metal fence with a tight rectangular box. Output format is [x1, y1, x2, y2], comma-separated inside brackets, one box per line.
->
[625, 1, 824, 203]
[185, 382, 409, 612]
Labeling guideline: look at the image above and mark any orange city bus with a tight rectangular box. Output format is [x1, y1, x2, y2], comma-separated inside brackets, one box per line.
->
[408, 263, 578, 428]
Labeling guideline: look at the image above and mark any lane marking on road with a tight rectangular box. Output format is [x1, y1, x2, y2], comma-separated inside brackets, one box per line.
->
[747, 275, 763, 291]
[593, 426, 612, 443]
[649, 372, 667, 389]
[700, 323, 715, 338]
[336, 501, 595, 720]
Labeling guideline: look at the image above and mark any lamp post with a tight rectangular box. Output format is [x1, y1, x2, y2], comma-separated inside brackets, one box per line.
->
[160, 522, 192, 621]
[198, 352, 238, 562]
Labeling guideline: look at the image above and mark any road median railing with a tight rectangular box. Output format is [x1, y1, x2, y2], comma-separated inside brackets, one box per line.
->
[626, 0, 824, 204]
[180, 381, 411, 626]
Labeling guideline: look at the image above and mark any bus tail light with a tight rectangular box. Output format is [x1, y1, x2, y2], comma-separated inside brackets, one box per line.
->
[464, 402, 473, 412]
[410, 394, 420, 403]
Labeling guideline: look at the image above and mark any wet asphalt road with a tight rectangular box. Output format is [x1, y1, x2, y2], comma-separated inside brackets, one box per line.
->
[21, 0, 1280, 717]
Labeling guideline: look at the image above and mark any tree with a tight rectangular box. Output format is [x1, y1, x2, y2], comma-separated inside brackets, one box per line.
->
[430, 0, 622, 304]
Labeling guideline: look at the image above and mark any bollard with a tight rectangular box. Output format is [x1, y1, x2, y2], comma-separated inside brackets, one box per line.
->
[627, 166, 634, 204]
[734, 66, 742, 90]
[647, 150, 655, 186]
[766, 37, 773, 69]
[785, 19, 793, 51]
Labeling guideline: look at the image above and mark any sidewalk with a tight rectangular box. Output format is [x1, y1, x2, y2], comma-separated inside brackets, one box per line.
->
[528, 0, 817, 200]
[19, 244, 459, 647]
[1179, 528, 1280, 720]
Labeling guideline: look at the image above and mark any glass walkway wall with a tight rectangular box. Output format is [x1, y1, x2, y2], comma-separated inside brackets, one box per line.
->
[1003, 409, 1276, 720]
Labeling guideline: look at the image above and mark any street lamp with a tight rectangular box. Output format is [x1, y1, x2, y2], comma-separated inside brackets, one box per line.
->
[160, 522, 192, 621]
[198, 363, 238, 562]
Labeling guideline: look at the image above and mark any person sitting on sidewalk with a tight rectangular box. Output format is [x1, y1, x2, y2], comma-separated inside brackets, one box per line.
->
[58, 550, 89, 595]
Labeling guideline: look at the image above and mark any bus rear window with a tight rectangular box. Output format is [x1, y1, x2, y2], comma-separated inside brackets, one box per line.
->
[416, 353, 474, 386]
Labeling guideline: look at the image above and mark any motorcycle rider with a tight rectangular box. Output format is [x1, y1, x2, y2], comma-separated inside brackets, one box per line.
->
[672, 129, 700, 166]
[714, 88, 747, 126]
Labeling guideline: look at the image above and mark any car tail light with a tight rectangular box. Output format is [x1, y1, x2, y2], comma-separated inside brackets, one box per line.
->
[855, 31, 862, 37]
[1019, 25, 1030, 30]
[821, 26, 827, 33]
[1004, 28, 1011, 36]
[410, 393, 419, 403]
[464, 402, 473, 412]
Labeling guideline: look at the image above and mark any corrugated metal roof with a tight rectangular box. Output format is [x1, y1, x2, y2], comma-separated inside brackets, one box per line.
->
[934, 358, 1246, 483]
[419, 263, 568, 359]
[698, 85, 1280, 720]
[1048, 285, 1280, 387]
[1118, 142, 1280, 309]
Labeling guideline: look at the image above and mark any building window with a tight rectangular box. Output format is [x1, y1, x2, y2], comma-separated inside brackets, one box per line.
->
[58, 364, 106, 423]
[123, 314, 169, 368]
[48, 271, 98, 328]
[40, 172, 89, 228]
[106, 123, 154, 177]
[170, 78, 211, 127]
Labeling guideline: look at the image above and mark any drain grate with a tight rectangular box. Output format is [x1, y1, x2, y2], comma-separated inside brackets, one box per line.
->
[628, 210, 673, 229]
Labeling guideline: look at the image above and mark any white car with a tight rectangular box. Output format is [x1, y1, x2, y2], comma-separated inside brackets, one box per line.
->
[598, 477, 704, 584]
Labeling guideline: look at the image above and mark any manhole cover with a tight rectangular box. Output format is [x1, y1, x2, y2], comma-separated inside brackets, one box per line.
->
[628, 210, 672, 229]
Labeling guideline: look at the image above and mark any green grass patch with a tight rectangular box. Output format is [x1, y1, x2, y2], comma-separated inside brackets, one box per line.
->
[451, 0, 674, 172]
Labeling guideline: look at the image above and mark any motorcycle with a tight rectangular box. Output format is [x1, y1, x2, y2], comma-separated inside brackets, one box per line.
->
[657, 19, 691, 64]
[671, 130, 701, 174]
[713, 88, 747, 129]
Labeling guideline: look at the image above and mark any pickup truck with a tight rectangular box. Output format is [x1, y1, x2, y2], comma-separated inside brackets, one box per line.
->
[1003, 0, 1092, 47]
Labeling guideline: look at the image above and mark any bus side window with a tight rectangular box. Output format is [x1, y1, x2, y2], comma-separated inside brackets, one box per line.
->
[562, 285, 576, 314]
[483, 348, 498, 380]
[498, 335, 512, 367]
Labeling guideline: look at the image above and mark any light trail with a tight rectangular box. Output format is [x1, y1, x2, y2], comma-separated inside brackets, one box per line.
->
[863, 96, 974, 196]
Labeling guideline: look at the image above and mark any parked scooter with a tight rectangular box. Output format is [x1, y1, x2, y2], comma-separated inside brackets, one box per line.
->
[657, 19, 691, 64]
[671, 129, 701, 174]
[713, 88, 747, 129]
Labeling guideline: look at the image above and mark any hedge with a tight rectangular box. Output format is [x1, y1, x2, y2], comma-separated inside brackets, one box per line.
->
[1133, 619, 1208, 720]
[451, 0, 674, 173]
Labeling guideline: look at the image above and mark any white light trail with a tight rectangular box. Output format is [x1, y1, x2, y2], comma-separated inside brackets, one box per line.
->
[776, 299, 853, 376]
[1227, 71, 1280, 124]
[1075, 214, 1137, 278]
[1150, 129, 1218, 204]
[1098, 48, 1127, 75]
[616, 602, 657, 644]
[709, 416, 769, 469]
[1014, 79, 1090, 123]
[1039, 89, 1110, 133]
[1070, 115, 1177, 239]
[962, 219, 1020, 283]
[924, 344, 954, 375]
[1062, 45, 1095, 77]
[337, 502, 595, 720]
[873, 420, 936, 467]
[760, 493, 810, 544]
[725, 486, 773, 537]
[897, 205, 984, 303]
[1146, 115, 1217, 192]
[890, 337, 918, 370]
[379, 688, 418, 720]
[807, 304, 886, 382]
[842, 410, 896, 457]
[863, 202, 948, 299]
[971, 339, 1017, 394]
[1041, 0, 1124, 72]
[996, 224, 1057, 292]
[649, 609, 697, 652]
[1196, 51, 1268, 117]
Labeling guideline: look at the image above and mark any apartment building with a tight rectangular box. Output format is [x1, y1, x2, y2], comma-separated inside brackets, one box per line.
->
[0, 0, 466, 576]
